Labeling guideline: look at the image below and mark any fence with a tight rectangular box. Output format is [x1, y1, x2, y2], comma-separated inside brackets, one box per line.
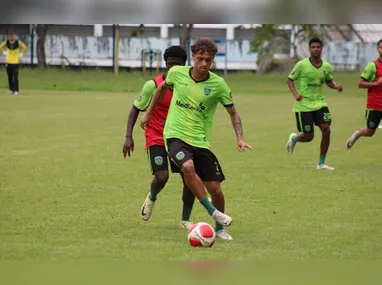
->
[0, 34, 258, 71]
[0, 27, 380, 72]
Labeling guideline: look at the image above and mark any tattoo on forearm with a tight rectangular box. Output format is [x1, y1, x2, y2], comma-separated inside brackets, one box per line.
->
[231, 114, 243, 140]
[327, 81, 336, 88]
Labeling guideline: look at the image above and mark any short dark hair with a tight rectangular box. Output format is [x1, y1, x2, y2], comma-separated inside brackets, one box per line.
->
[191, 37, 218, 56]
[163, 45, 187, 62]
[377, 39, 382, 47]
[309, 37, 323, 47]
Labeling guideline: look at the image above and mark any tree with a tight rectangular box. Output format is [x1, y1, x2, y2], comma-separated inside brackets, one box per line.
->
[130, 24, 145, 37]
[172, 24, 193, 51]
[33, 24, 51, 68]
[181, 24, 193, 50]
[130, 24, 193, 53]
[248, 24, 335, 73]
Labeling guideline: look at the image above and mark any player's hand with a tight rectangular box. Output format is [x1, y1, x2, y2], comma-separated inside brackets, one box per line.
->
[140, 112, 151, 130]
[335, 84, 343, 92]
[19, 53, 23, 58]
[293, 94, 304, 101]
[237, 139, 252, 152]
[376, 77, 382, 86]
[123, 136, 134, 158]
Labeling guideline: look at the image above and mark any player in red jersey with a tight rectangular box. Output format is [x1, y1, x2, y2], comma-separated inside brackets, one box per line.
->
[346, 39, 382, 149]
[123, 46, 195, 229]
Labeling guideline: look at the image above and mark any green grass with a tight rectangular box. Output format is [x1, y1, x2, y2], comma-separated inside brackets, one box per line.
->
[0, 69, 381, 262]
[0, 66, 362, 94]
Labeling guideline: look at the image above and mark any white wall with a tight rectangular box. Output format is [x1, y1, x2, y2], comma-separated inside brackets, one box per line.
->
[0, 34, 259, 70]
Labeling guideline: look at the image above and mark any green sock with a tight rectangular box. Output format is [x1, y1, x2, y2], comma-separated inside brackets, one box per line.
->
[149, 191, 157, 201]
[354, 131, 360, 140]
[181, 207, 193, 221]
[215, 223, 223, 232]
[200, 196, 216, 216]
[319, 155, 326, 165]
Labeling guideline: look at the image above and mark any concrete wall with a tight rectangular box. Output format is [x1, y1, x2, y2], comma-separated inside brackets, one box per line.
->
[0, 25, 259, 70]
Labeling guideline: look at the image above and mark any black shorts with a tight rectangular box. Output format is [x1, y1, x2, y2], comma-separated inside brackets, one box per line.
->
[166, 138, 225, 182]
[147, 145, 181, 175]
[295, 107, 331, 133]
[365, 109, 382, 130]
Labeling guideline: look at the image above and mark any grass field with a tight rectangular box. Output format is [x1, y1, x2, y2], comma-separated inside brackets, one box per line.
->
[1, 68, 381, 263]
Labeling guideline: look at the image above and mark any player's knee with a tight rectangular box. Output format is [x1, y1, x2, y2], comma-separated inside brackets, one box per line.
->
[182, 160, 195, 176]
[211, 190, 224, 204]
[211, 189, 224, 200]
[321, 126, 331, 137]
[366, 128, 376, 137]
[303, 132, 314, 142]
[154, 171, 169, 188]
[207, 182, 223, 197]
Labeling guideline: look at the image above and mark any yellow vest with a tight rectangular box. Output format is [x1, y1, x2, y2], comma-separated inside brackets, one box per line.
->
[0, 40, 28, 64]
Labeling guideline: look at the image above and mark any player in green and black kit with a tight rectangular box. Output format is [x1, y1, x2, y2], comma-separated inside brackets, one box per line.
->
[141, 38, 252, 240]
[286, 38, 343, 170]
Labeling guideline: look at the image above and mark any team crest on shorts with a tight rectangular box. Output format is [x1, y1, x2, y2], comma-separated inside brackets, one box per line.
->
[204, 87, 212, 96]
[369, 121, 376, 129]
[304, 125, 311, 132]
[154, 156, 163, 166]
[176, 151, 185, 160]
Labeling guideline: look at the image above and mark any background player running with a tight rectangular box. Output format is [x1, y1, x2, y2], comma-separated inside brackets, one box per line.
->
[346, 39, 382, 149]
[286, 38, 343, 170]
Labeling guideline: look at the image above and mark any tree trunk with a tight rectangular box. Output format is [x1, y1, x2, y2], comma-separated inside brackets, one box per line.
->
[181, 24, 193, 50]
[35, 24, 49, 68]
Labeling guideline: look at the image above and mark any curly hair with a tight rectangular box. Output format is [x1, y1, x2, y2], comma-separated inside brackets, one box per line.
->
[163, 45, 188, 62]
[190, 37, 218, 56]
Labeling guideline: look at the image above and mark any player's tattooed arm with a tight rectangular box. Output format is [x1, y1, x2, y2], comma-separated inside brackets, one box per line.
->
[226, 105, 252, 152]
[226, 105, 244, 140]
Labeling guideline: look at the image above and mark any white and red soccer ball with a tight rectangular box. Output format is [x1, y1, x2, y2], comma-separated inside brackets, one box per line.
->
[187, 222, 216, 248]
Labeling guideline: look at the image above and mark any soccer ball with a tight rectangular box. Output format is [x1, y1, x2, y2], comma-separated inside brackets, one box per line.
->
[187, 222, 216, 248]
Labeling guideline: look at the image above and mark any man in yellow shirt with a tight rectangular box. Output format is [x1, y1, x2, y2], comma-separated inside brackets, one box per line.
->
[0, 32, 28, 95]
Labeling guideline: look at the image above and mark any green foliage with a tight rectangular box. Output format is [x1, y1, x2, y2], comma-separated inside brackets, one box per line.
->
[250, 24, 334, 62]
[250, 24, 279, 57]
[246, 24, 335, 73]
[130, 24, 145, 37]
